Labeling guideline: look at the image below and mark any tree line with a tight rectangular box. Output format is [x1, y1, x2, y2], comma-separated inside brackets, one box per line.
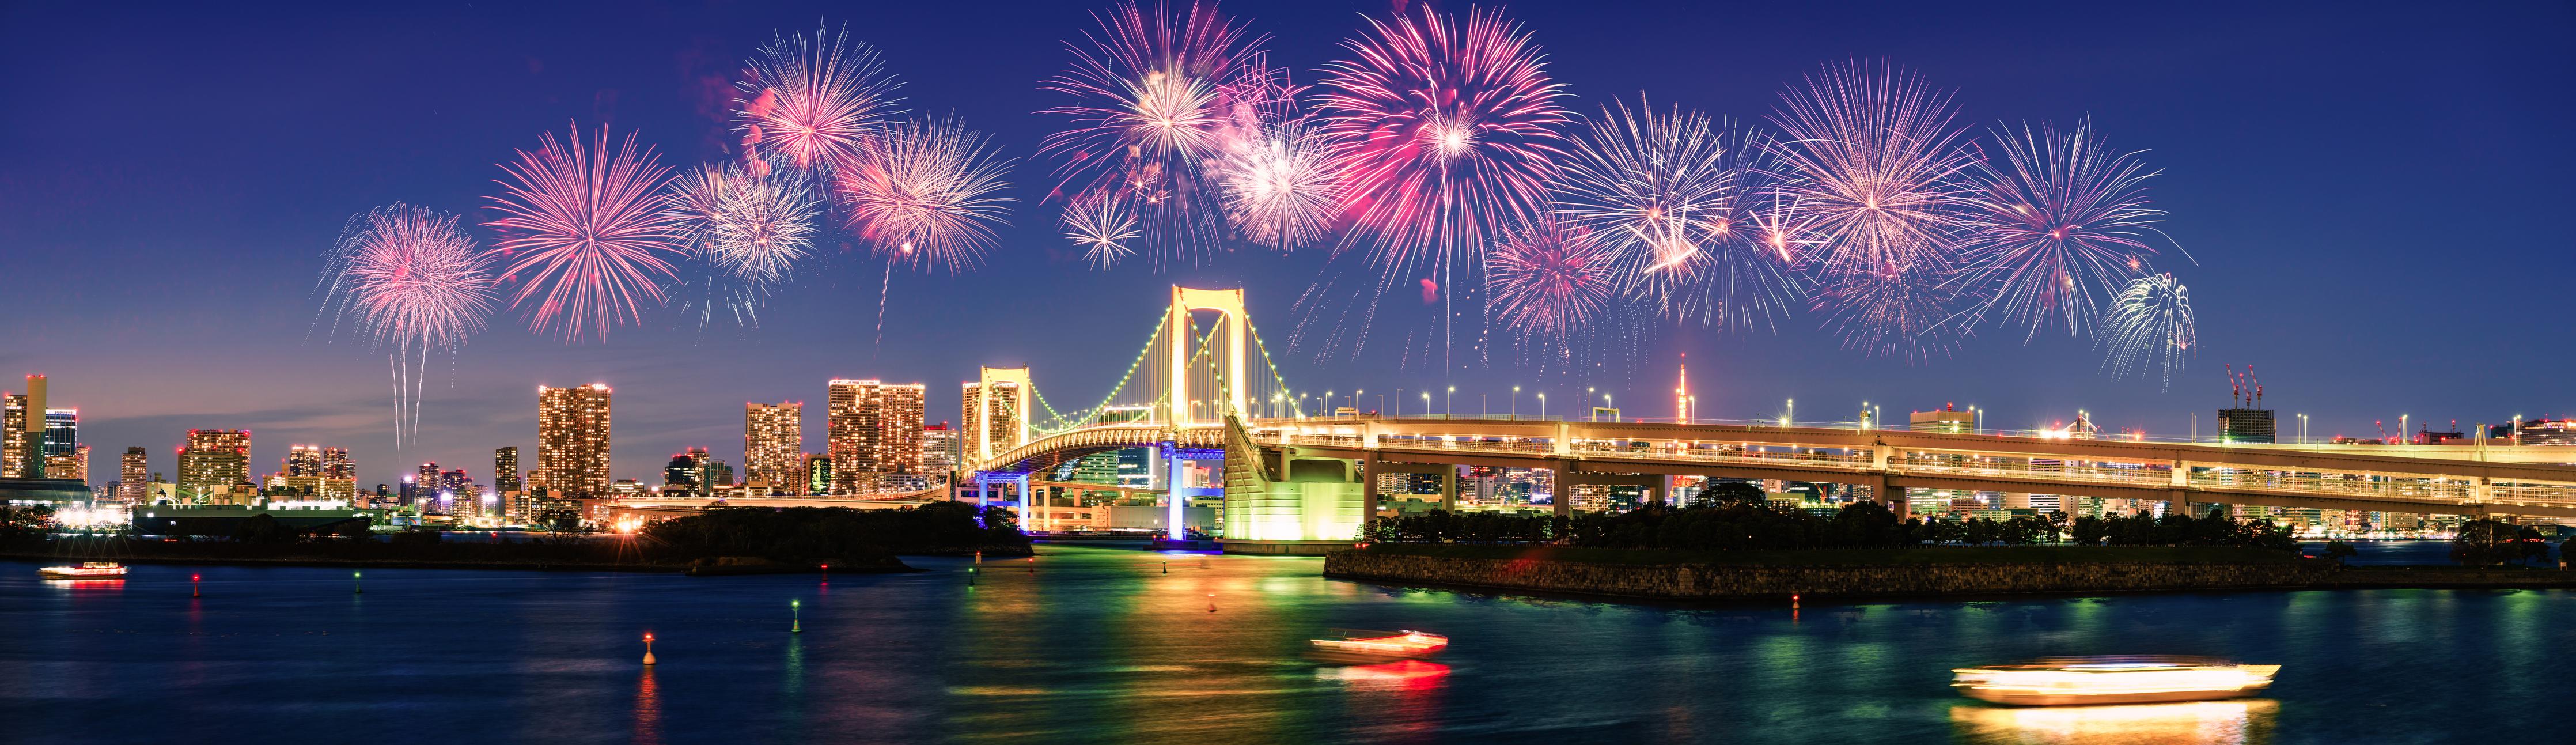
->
[1363, 501, 2310, 552]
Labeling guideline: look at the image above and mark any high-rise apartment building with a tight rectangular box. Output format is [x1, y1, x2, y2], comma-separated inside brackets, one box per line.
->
[177, 429, 251, 495]
[493, 447, 521, 493]
[2, 375, 44, 478]
[285, 444, 324, 477]
[43, 409, 79, 482]
[827, 379, 926, 493]
[119, 447, 149, 502]
[440, 468, 474, 517]
[319, 447, 355, 501]
[536, 384, 613, 497]
[743, 401, 803, 494]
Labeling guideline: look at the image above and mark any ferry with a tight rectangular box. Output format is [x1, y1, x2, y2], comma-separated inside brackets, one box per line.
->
[38, 562, 128, 580]
[1952, 656, 2279, 706]
[1308, 629, 1449, 664]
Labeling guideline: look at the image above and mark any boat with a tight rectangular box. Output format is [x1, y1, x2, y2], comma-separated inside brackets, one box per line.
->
[39, 562, 128, 580]
[1307, 629, 1449, 664]
[1951, 656, 2279, 706]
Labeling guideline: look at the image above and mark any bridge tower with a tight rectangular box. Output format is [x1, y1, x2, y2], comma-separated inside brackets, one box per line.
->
[1165, 286, 1250, 426]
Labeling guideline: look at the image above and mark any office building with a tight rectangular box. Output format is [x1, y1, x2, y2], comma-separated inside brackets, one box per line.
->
[537, 384, 613, 497]
[704, 459, 733, 488]
[804, 453, 832, 496]
[2217, 408, 2276, 444]
[118, 447, 149, 502]
[744, 400, 803, 494]
[827, 379, 926, 493]
[922, 422, 961, 478]
[41, 409, 79, 482]
[177, 429, 252, 496]
[663, 451, 702, 495]
[320, 447, 355, 501]
[493, 447, 521, 493]
[1910, 403, 1976, 433]
[1, 375, 43, 478]
[440, 468, 473, 516]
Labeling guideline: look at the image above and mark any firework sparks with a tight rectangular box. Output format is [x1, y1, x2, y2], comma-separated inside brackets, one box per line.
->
[1670, 130, 1812, 334]
[1961, 119, 2169, 339]
[1040, 1, 1279, 263]
[1063, 191, 1141, 270]
[1316, 5, 1571, 272]
[1768, 60, 1980, 357]
[2099, 273, 2195, 388]
[1217, 115, 1343, 249]
[667, 162, 820, 288]
[737, 22, 903, 173]
[313, 203, 499, 456]
[835, 116, 1016, 271]
[1485, 220, 1613, 341]
[484, 124, 687, 342]
[1552, 96, 1741, 304]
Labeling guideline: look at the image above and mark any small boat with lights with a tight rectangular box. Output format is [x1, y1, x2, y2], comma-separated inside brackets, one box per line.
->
[1307, 629, 1449, 664]
[39, 562, 128, 580]
[1952, 656, 2279, 706]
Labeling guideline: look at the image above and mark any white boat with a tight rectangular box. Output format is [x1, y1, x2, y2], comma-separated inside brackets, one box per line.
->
[1952, 656, 2278, 706]
[1308, 629, 1449, 664]
[39, 562, 128, 580]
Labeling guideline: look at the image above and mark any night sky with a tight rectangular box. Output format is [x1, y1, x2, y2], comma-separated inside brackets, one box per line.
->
[3, 1, 2570, 487]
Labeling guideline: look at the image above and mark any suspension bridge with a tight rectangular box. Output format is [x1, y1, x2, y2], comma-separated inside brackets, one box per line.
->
[957, 286, 2576, 554]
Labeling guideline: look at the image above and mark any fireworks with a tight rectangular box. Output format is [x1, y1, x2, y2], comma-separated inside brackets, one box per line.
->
[1552, 96, 1741, 304]
[1040, 1, 1279, 263]
[1315, 5, 1571, 272]
[1217, 115, 1342, 249]
[1960, 119, 2168, 339]
[1669, 129, 1811, 333]
[1485, 220, 1614, 341]
[736, 22, 903, 173]
[666, 162, 820, 288]
[2098, 273, 2196, 388]
[1063, 190, 1141, 270]
[834, 116, 1016, 271]
[1768, 60, 1980, 357]
[484, 124, 687, 342]
[313, 203, 499, 456]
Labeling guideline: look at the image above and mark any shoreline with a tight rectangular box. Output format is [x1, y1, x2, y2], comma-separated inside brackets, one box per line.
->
[1323, 545, 2576, 603]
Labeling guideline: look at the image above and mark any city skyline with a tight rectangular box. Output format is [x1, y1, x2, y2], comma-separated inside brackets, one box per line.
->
[3, 1, 2571, 485]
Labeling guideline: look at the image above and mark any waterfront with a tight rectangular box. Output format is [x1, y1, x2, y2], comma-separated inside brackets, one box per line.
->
[5, 545, 2571, 744]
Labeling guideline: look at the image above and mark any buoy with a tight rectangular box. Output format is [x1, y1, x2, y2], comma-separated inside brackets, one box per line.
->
[353, 570, 363, 595]
[642, 633, 658, 665]
[1207, 593, 1217, 613]
[968, 567, 977, 586]
[1161, 562, 1168, 574]
[1027, 557, 1035, 574]
[790, 599, 802, 634]
[191, 573, 201, 598]
[974, 551, 982, 564]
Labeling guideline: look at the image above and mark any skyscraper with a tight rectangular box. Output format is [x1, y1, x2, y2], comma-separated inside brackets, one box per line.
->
[119, 447, 149, 502]
[493, 447, 521, 494]
[440, 468, 473, 516]
[743, 400, 802, 494]
[536, 384, 612, 497]
[921, 423, 960, 480]
[41, 409, 79, 482]
[804, 453, 832, 496]
[320, 447, 355, 501]
[827, 379, 926, 493]
[663, 451, 701, 496]
[1, 375, 43, 478]
[177, 429, 251, 496]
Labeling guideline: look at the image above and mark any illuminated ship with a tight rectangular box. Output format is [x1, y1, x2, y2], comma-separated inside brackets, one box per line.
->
[1307, 630, 1449, 664]
[38, 562, 128, 580]
[1952, 656, 2279, 706]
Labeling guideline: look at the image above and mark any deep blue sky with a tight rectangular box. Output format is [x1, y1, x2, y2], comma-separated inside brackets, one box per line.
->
[3, 1, 2570, 486]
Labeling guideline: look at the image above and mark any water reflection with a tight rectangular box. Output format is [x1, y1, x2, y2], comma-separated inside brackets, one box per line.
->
[631, 668, 661, 745]
[1953, 699, 2279, 744]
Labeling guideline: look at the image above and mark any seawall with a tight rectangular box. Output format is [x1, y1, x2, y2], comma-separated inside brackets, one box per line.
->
[1322, 550, 2576, 601]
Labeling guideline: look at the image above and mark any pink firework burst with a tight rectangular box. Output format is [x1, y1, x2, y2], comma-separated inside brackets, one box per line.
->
[834, 116, 1016, 272]
[1486, 220, 1613, 340]
[484, 124, 687, 342]
[322, 204, 499, 350]
[1314, 5, 1573, 274]
[1960, 119, 2170, 339]
[1217, 114, 1343, 250]
[1767, 60, 1980, 358]
[1040, 1, 1281, 263]
[737, 22, 904, 173]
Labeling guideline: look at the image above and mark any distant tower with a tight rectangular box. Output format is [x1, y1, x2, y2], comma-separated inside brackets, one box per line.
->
[1674, 353, 1692, 422]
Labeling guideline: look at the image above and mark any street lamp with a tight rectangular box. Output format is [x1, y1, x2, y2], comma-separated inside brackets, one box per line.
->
[1446, 385, 1455, 416]
[1513, 385, 1521, 419]
[1537, 392, 1547, 419]
[1422, 391, 1431, 417]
